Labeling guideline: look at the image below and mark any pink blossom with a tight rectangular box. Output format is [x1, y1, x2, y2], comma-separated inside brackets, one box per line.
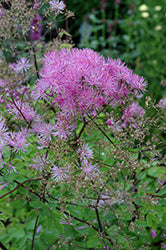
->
[121, 102, 145, 128]
[33, 122, 55, 140]
[35, 48, 146, 136]
[31, 156, 50, 170]
[52, 113, 76, 139]
[161, 243, 166, 250]
[49, 0, 65, 15]
[7, 129, 30, 153]
[81, 159, 99, 179]
[9, 57, 32, 74]
[51, 165, 68, 182]
[150, 229, 157, 239]
[0, 79, 5, 87]
[105, 119, 113, 127]
[32, 0, 41, 9]
[158, 97, 166, 110]
[6, 101, 36, 122]
[115, 0, 121, 5]
[37, 137, 50, 149]
[6, 163, 17, 173]
[101, 0, 107, 10]
[31, 79, 50, 100]
[77, 143, 93, 160]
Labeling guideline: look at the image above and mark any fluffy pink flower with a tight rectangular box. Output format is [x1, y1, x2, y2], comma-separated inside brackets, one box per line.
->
[158, 97, 166, 110]
[9, 57, 32, 74]
[77, 143, 93, 160]
[50, 0, 65, 15]
[31, 156, 50, 170]
[51, 165, 68, 182]
[81, 159, 99, 179]
[35, 48, 146, 136]
[7, 129, 30, 153]
[6, 101, 36, 122]
[121, 102, 145, 128]
[33, 122, 55, 140]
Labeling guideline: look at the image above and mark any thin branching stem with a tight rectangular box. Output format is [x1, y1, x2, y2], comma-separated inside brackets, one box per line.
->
[10, 97, 32, 128]
[46, 238, 60, 250]
[0, 242, 8, 250]
[0, 178, 41, 199]
[32, 46, 40, 79]
[94, 121, 117, 148]
[95, 207, 103, 233]
[13, 180, 48, 202]
[31, 213, 39, 250]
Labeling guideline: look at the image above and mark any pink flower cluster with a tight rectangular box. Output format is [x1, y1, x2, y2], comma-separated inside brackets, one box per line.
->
[121, 102, 145, 128]
[33, 48, 146, 137]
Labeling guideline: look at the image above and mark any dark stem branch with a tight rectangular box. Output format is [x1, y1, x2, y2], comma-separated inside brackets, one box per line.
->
[13, 180, 48, 202]
[54, 206, 113, 245]
[32, 46, 40, 79]
[94, 121, 116, 148]
[0, 241, 8, 250]
[147, 194, 166, 198]
[31, 213, 39, 250]
[10, 97, 32, 128]
[95, 207, 103, 233]
[46, 238, 60, 250]
[0, 178, 41, 199]
[55, 206, 99, 231]
[74, 118, 87, 142]
[156, 144, 166, 149]
[47, 193, 94, 208]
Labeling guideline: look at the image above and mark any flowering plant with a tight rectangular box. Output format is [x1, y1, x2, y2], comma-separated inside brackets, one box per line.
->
[0, 1, 166, 249]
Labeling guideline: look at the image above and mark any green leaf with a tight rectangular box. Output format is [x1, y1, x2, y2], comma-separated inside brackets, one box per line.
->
[46, 216, 64, 234]
[8, 224, 25, 239]
[162, 215, 166, 228]
[118, 234, 125, 243]
[54, 220, 64, 233]
[148, 167, 165, 177]
[87, 236, 99, 248]
[59, 31, 71, 38]
[40, 231, 59, 245]
[146, 214, 157, 230]
[60, 43, 73, 49]
[30, 201, 43, 208]
[157, 185, 166, 195]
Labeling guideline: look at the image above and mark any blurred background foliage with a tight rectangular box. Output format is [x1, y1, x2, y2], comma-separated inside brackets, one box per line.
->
[66, 0, 166, 101]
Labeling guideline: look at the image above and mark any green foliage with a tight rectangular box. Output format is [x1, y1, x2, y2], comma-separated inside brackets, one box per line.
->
[74, 0, 166, 100]
[0, 0, 166, 250]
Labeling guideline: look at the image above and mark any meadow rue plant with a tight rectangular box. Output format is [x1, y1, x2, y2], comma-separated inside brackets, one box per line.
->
[33, 48, 146, 138]
[0, 1, 166, 250]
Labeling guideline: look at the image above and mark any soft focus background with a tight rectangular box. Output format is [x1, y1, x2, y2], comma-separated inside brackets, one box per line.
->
[66, 0, 166, 100]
